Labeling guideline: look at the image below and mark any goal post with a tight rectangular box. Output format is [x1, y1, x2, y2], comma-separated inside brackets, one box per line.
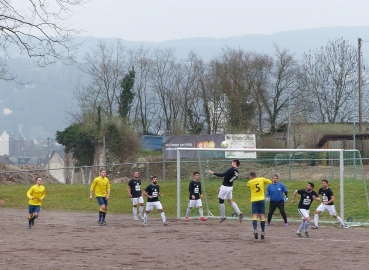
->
[176, 148, 344, 220]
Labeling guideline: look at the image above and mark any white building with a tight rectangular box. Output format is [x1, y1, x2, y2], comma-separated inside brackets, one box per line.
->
[0, 131, 11, 156]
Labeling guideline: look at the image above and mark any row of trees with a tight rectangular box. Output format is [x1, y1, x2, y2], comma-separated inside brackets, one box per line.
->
[56, 38, 365, 165]
[70, 38, 365, 138]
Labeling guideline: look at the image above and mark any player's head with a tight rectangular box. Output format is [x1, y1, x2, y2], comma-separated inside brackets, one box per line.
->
[307, 182, 314, 191]
[151, 176, 158, 184]
[272, 174, 279, 183]
[133, 171, 139, 179]
[99, 168, 106, 177]
[35, 177, 42, 185]
[193, 172, 200, 181]
[232, 159, 240, 167]
[322, 179, 328, 188]
[249, 172, 256, 179]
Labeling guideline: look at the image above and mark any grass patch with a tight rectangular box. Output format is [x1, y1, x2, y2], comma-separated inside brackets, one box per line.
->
[1, 179, 368, 223]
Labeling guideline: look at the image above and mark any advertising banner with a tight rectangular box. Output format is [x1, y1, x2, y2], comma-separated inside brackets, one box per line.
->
[224, 134, 256, 159]
[163, 134, 224, 160]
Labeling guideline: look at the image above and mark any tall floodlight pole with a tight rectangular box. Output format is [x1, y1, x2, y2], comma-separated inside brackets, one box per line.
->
[358, 38, 362, 132]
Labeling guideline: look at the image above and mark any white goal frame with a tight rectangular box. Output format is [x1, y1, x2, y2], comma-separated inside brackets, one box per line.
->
[176, 148, 344, 220]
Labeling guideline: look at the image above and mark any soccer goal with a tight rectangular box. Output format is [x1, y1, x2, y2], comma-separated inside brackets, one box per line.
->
[176, 148, 347, 221]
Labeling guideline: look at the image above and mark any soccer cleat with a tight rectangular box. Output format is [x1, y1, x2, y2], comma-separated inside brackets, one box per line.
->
[284, 223, 289, 227]
[28, 225, 31, 229]
[143, 222, 147, 226]
[185, 216, 189, 221]
[311, 226, 319, 229]
[253, 230, 258, 239]
[134, 217, 139, 221]
[305, 231, 309, 238]
[97, 221, 102, 225]
[265, 223, 270, 226]
[100, 221, 106, 226]
[200, 217, 208, 221]
[341, 225, 349, 228]
[220, 217, 226, 223]
[239, 212, 243, 223]
[261, 232, 265, 240]
[296, 231, 302, 237]
[164, 221, 169, 226]
[139, 215, 144, 220]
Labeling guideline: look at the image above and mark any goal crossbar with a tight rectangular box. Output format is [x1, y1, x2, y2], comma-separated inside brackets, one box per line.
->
[176, 148, 344, 220]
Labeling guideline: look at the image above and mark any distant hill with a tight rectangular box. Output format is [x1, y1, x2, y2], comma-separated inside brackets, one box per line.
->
[75, 26, 369, 60]
[1, 26, 368, 139]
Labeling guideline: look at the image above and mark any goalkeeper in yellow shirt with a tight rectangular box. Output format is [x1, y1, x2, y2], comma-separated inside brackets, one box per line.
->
[27, 177, 46, 229]
[90, 169, 111, 226]
[247, 172, 272, 240]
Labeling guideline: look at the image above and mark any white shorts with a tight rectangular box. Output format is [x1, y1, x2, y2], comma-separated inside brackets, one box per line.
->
[298, 208, 310, 219]
[316, 204, 337, 216]
[218, 185, 233, 200]
[145, 201, 163, 211]
[131, 196, 144, 205]
[188, 199, 203, 208]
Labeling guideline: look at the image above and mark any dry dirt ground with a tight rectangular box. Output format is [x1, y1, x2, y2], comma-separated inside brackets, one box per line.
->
[1, 208, 369, 270]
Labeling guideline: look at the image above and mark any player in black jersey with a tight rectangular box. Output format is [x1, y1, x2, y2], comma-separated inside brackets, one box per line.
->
[292, 182, 320, 237]
[312, 179, 347, 229]
[127, 171, 144, 220]
[185, 172, 207, 221]
[208, 159, 243, 223]
[142, 176, 168, 226]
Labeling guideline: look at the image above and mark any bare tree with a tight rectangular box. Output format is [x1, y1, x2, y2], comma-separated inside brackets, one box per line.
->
[182, 52, 206, 135]
[200, 59, 228, 134]
[247, 53, 273, 134]
[150, 48, 178, 134]
[302, 38, 359, 123]
[266, 46, 301, 133]
[213, 47, 254, 133]
[0, 0, 86, 80]
[75, 40, 129, 120]
[130, 46, 158, 134]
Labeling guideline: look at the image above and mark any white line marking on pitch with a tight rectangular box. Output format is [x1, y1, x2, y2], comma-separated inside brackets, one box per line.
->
[267, 235, 369, 243]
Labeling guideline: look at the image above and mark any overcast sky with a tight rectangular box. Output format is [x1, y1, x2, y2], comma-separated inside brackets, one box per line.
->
[70, 0, 369, 42]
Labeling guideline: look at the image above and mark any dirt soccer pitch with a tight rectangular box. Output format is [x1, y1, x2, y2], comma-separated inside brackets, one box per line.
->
[1, 208, 368, 270]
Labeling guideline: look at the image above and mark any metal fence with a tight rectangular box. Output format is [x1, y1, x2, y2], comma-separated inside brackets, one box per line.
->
[1, 155, 369, 185]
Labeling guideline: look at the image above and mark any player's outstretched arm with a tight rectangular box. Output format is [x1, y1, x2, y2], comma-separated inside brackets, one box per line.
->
[291, 190, 298, 204]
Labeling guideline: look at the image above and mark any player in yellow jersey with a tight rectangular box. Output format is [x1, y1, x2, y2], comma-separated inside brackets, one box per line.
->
[27, 177, 46, 229]
[90, 169, 111, 226]
[247, 172, 272, 240]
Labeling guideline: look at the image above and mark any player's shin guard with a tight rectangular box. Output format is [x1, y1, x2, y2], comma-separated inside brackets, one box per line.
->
[160, 212, 166, 222]
[143, 213, 148, 223]
[304, 220, 310, 231]
[219, 204, 225, 218]
[260, 220, 265, 232]
[314, 214, 319, 227]
[99, 210, 104, 221]
[139, 206, 144, 217]
[199, 208, 204, 217]
[336, 216, 345, 226]
[252, 219, 258, 231]
[133, 207, 137, 217]
[297, 222, 304, 233]
[186, 208, 191, 217]
[231, 202, 240, 214]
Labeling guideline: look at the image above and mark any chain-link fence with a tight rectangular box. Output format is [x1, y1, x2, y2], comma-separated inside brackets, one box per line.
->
[1, 153, 369, 185]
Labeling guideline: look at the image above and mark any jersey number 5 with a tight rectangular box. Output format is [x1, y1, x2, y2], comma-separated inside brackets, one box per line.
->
[255, 183, 260, 192]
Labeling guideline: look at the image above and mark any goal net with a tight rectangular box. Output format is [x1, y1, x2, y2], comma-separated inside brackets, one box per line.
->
[175, 148, 369, 224]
